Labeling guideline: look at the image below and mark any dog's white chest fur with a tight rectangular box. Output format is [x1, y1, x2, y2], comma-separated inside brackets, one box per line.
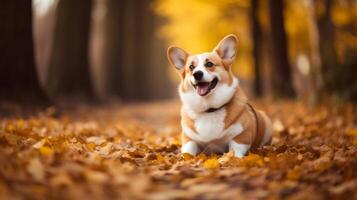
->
[194, 109, 226, 142]
[182, 108, 246, 155]
[180, 77, 242, 145]
[183, 107, 244, 145]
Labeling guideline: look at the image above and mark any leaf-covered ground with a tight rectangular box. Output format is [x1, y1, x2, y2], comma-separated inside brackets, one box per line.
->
[0, 100, 356, 200]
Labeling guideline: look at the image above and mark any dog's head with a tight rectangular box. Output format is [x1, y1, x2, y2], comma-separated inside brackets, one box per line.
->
[167, 34, 238, 98]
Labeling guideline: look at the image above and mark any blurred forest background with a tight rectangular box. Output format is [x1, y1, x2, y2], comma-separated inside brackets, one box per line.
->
[0, 0, 356, 105]
[0, 1, 357, 199]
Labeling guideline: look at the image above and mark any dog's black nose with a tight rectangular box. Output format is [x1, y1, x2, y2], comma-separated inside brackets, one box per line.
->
[193, 71, 203, 80]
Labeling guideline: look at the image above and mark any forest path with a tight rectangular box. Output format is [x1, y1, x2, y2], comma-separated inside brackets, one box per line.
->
[0, 100, 356, 199]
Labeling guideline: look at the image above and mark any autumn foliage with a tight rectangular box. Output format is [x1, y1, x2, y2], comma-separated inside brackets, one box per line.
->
[0, 101, 356, 199]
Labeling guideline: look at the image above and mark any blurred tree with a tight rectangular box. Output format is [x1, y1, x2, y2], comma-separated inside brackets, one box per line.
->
[305, 0, 324, 102]
[101, 0, 173, 101]
[268, 0, 295, 98]
[250, 0, 263, 97]
[46, 0, 94, 100]
[0, 0, 49, 104]
[101, 0, 125, 98]
[314, 0, 357, 101]
[33, 0, 57, 86]
[315, 0, 338, 93]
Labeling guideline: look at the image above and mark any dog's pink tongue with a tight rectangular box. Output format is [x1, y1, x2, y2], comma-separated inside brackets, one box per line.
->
[197, 83, 210, 96]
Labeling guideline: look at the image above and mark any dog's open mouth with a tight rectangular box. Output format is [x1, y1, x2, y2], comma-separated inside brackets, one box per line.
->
[193, 77, 218, 96]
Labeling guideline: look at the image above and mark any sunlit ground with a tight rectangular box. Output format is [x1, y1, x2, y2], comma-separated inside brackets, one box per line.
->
[0, 100, 356, 199]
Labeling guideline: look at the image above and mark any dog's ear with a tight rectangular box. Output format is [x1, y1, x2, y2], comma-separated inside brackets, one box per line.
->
[167, 46, 189, 71]
[214, 34, 238, 67]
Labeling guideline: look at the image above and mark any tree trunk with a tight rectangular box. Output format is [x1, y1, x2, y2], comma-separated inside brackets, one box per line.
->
[250, 0, 263, 97]
[0, 0, 48, 104]
[268, 0, 295, 98]
[306, 0, 323, 101]
[315, 0, 357, 101]
[315, 0, 338, 92]
[47, 0, 94, 99]
[101, 0, 173, 101]
[101, 0, 125, 98]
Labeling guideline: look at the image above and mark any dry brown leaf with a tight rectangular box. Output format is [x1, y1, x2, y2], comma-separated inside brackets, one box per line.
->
[27, 158, 45, 182]
[84, 169, 110, 183]
[50, 171, 73, 187]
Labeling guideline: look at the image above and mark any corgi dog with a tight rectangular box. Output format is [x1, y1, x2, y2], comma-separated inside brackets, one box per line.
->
[167, 34, 272, 157]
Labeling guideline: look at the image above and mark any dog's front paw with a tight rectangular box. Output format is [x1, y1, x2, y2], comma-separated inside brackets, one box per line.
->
[228, 141, 250, 158]
[181, 141, 199, 156]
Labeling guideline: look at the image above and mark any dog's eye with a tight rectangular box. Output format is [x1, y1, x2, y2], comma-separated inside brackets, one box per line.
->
[189, 64, 195, 70]
[205, 61, 214, 68]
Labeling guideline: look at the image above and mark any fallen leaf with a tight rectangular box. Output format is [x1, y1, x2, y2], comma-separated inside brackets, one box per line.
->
[203, 157, 220, 169]
[27, 158, 45, 182]
[84, 169, 109, 183]
[39, 146, 54, 157]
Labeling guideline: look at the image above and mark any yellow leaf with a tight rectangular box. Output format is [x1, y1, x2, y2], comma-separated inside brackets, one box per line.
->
[241, 153, 264, 167]
[16, 119, 25, 129]
[156, 154, 165, 162]
[196, 153, 207, 161]
[5, 123, 15, 132]
[203, 157, 220, 170]
[39, 146, 54, 157]
[182, 153, 194, 161]
[86, 143, 96, 151]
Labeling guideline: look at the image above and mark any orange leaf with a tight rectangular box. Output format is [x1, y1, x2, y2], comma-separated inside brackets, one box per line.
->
[39, 146, 54, 157]
[203, 157, 220, 170]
